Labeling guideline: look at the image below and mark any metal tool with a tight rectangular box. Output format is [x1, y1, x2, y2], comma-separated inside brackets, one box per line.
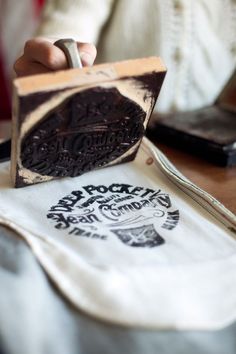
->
[54, 38, 83, 69]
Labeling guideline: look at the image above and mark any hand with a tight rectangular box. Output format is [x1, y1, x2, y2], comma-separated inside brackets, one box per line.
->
[14, 37, 97, 77]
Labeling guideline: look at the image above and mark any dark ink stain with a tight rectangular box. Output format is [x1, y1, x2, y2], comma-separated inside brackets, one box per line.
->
[20, 87, 146, 178]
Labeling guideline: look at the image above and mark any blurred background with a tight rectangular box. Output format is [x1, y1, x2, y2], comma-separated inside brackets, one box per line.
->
[0, 0, 44, 123]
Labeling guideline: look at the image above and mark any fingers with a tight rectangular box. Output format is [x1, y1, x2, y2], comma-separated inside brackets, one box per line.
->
[14, 37, 97, 77]
[24, 38, 68, 70]
[78, 42, 97, 67]
[14, 56, 51, 77]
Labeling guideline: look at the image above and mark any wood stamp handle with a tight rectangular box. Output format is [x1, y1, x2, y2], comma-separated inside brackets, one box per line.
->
[54, 38, 83, 69]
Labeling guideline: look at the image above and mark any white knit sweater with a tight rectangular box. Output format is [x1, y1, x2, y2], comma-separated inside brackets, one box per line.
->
[37, 0, 236, 113]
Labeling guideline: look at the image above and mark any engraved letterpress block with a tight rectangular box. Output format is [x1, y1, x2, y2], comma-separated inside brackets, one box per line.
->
[11, 57, 166, 187]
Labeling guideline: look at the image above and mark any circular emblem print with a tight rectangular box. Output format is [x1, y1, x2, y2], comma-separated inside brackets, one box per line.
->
[47, 183, 180, 248]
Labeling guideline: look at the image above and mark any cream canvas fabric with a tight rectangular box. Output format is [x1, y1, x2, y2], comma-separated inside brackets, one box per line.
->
[0, 138, 235, 330]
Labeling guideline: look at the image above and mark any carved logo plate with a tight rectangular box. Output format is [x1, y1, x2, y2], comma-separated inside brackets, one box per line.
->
[21, 87, 146, 177]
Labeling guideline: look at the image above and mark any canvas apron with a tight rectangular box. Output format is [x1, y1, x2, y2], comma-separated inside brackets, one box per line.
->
[0, 137, 235, 330]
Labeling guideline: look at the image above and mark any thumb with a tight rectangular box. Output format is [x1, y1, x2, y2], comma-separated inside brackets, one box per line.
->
[77, 42, 97, 67]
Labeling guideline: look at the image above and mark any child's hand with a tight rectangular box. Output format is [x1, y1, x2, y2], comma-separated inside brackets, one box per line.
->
[14, 37, 97, 77]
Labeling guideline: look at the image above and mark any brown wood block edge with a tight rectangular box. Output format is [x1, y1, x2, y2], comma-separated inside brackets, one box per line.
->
[11, 57, 166, 187]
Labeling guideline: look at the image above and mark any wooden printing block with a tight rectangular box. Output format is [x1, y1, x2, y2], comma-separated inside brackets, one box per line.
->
[11, 47, 166, 187]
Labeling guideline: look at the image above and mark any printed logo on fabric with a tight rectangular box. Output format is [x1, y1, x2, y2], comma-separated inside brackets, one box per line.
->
[47, 184, 180, 248]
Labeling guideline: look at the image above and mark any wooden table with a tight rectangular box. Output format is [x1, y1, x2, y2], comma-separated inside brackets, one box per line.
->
[0, 120, 11, 141]
[156, 142, 236, 215]
[1, 121, 235, 215]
